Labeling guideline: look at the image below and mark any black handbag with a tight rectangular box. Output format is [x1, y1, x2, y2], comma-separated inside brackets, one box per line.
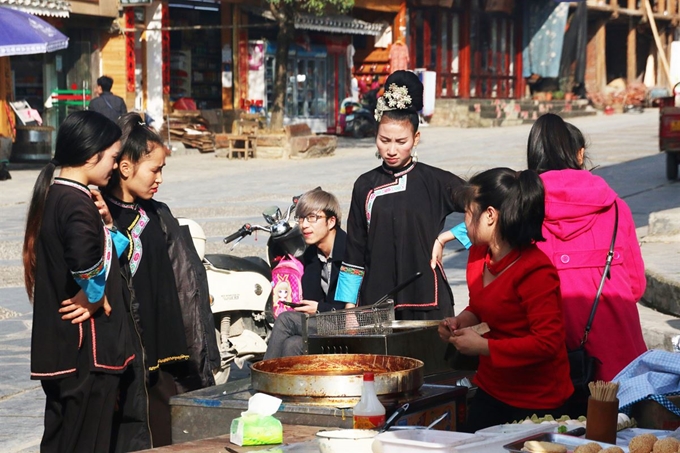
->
[568, 203, 619, 395]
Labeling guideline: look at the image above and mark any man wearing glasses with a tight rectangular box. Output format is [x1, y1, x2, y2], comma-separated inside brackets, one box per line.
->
[264, 188, 351, 359]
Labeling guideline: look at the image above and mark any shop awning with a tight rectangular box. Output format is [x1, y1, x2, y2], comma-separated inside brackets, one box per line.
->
[243, 5, 387, 36]
[0, 0, 70, 18]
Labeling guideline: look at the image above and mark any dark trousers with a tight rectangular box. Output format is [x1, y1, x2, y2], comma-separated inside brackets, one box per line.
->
[462, 388, 571, 433]
[112, 362, 178, 452]
[264, 311, 315, 360]
[40, 348, 120, 453]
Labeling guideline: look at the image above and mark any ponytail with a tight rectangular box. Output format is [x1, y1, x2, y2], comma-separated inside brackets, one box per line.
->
[23, 162, 57, 301]
[500, 170, 545, 248]
[465, 168, 546, 249]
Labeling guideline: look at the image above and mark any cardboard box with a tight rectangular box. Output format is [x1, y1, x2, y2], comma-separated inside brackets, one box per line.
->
[630, 395, 680, 431]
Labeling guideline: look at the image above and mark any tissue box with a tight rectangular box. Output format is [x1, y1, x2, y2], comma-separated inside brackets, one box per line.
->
[230, 414, 283, 446]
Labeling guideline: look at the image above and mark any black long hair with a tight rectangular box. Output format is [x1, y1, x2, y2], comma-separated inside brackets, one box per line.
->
[527, 113, 584, 173]
[465, 168, 546, 249]
[23, 110, 121, 300]
[107, 112, 164, 191]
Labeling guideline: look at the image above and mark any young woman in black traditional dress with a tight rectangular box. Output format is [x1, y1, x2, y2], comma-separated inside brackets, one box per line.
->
[335, 70, 467, 320]
[103, 112, 218, 451]
[23, 110, 136, 452]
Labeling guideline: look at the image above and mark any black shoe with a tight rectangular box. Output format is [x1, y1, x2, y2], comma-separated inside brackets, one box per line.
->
[0, 163, 11, 181]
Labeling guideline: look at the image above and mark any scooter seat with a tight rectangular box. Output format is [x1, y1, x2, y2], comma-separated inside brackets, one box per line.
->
[204, 254, 272, 280]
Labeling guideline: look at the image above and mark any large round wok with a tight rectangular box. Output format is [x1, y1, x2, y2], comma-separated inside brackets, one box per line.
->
[251, 354, 424, 398]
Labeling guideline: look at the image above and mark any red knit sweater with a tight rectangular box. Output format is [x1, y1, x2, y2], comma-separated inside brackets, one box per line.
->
[465, 244, 574, 409]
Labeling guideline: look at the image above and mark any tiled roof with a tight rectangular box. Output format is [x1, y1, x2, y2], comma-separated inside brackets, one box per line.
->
[0, 0, 70, 17]
[243, 5, 387, 36]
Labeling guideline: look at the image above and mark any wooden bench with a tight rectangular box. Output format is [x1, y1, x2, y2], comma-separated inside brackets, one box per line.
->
[284, 123, 337, 158]
[215, 119, 259, 159]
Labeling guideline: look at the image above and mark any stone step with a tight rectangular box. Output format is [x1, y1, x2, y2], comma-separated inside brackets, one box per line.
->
[648, 207, 680, 239]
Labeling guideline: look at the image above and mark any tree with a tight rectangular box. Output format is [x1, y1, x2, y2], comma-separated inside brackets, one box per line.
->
[267, 0, 354, 130]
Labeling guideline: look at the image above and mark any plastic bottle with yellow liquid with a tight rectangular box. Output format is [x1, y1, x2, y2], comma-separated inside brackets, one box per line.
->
[353, 372, 385, 429]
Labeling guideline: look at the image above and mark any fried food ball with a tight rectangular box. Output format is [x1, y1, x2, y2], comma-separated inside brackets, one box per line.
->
[600, 447, 624, 453]
[629, 433, 659, 453]
[574, 442, 602, 453]
[652, 437, 680, 453]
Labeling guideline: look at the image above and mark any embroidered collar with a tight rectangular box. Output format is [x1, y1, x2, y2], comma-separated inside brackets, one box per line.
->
[485, 247, 521, 276]
[53, 178, 91, 196]
[382, 159, 416, 178]
[105, 195, 138, 211]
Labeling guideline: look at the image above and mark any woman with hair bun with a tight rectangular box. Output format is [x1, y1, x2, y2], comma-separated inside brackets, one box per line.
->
[438, 168, 573, 431]
[335, 70, 466, 320]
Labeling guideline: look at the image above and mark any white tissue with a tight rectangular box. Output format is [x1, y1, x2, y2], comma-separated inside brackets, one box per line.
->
[242, 392, 282, 417]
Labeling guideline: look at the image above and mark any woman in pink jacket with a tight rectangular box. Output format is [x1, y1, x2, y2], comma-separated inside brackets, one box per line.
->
[527, 113, 647, 383]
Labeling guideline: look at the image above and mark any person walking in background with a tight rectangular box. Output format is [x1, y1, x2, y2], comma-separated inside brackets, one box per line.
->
[103, 112, 218, 451]
[527, 113, 647, 382]
[22, 110, 135, 452]
[438, 168, 573, 432]
[89, 75, 127, 123]
[264, 188, 352, 360]
[335, 70, 465, 320]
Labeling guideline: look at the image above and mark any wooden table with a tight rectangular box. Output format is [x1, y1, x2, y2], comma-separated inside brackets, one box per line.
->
[139, 424, 323, 452]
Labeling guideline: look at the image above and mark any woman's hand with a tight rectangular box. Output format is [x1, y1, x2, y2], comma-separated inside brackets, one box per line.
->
[294, 300, 319, 315]
[91, 189, 113, 228]
[438, 316, 459, 342]
[448, 328, 489, 357]
[59, 290, 112, 324]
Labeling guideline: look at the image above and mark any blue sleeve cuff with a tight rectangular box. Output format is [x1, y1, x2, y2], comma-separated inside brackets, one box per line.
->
[335, 266, 363, 304]
[110, 229, 130, 259]
[74, 267, 106, 303]
[450, 222, 472, 249]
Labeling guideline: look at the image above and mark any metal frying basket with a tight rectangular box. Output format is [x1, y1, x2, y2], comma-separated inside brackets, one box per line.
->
[314, 300, 395, 336]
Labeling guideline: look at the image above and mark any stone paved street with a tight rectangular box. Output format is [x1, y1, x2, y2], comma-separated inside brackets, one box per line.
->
[0, 110, 677, 452]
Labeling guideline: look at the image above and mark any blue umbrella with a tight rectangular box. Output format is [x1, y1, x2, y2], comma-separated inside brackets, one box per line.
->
[0, 6, 68, 57]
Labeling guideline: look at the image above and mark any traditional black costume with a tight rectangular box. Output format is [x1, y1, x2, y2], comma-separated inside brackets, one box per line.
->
[106, 196, 218, 451]
[31, 178, 135, 452]
[337, 161, 465, 319]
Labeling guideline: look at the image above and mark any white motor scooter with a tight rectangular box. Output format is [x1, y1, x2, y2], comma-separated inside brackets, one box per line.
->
[179, 198, 305, 383]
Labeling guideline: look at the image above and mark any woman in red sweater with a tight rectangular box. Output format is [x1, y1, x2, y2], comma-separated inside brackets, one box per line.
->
[438, 168, 573, 432]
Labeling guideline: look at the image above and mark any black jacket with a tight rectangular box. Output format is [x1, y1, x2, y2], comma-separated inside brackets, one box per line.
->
[156, 200, 220, 389]
[111, 200, 219, 452]
[88, 92, 127, 123]
[301, 228, 347, 312]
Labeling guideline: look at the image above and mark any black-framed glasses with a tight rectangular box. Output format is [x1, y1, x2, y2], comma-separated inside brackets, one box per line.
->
[295, 213, 327, 224]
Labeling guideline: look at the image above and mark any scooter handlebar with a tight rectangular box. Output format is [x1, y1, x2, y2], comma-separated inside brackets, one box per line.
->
[223, 224, 251, 244]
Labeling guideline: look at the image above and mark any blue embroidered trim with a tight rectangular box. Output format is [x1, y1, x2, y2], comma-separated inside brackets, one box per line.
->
[105, 197, 149, 277]
[335, 264, 364, 304]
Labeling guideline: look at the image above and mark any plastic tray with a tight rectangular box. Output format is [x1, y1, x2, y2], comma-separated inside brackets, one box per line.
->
[475, 423, 555, 438]
[503, 433, 629, 453]
[373, 430, 482, 452]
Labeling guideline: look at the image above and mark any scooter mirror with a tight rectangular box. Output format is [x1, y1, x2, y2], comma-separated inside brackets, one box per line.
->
[262, 206, 279, 217]
[262, 206, 280, 224]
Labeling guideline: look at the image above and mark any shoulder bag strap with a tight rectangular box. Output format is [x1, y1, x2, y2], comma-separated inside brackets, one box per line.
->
[580, 202, 619, 346]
